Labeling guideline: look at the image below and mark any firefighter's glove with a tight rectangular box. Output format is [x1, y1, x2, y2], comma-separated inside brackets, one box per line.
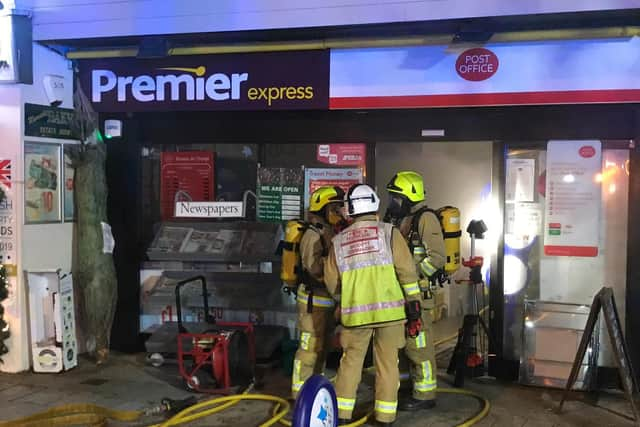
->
[470, 265, 483, 284]
[405, 300, 422, 338]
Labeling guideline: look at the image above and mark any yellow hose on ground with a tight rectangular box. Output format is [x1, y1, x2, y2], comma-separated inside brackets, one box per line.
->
[273, 406, 371, 427]
[438, 388, 491, 427]
[355, 366, 490, 427]
[155, 394, 290, 427]
[147, 384, 254, 427]
[0, 309, 490, 427]
[0, 403, 142, 427]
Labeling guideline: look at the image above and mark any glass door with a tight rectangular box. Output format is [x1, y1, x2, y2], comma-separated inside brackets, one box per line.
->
[502, 140, 630, 388]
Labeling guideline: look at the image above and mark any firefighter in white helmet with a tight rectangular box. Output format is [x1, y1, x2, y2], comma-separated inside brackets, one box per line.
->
[324, 184, 421, 426]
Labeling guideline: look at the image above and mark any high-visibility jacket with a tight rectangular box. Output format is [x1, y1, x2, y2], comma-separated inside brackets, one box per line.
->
[333, 221, 407, 327]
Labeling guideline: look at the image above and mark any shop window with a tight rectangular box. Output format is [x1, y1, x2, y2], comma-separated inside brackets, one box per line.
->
[504, 141, 630, 388]
[141, 143, 258, 246]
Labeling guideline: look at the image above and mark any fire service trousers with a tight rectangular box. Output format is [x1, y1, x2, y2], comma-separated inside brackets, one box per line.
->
[291, 298, 335, 398]
[335, 323, 406, 423]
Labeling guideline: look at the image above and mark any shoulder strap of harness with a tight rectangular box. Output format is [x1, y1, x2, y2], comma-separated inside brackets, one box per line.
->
[300, 223, 330, 313]
[409, 207, 437, 249]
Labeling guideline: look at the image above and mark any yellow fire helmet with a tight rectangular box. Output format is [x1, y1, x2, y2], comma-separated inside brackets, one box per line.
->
[386, 171, 425, 203]
[309, 186, 345, 213]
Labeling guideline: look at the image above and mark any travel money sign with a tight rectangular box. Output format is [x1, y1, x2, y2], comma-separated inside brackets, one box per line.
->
[78, 50, 329, 112]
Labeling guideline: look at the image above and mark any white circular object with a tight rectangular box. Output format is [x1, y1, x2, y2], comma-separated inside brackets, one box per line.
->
[187, 375, 200, 390]
[148, 353, 164, 367]
[309, 387, 335, 427]
[503, 254, 527, 295]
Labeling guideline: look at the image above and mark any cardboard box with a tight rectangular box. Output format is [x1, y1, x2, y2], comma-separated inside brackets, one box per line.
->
[27, 271, 77, 373]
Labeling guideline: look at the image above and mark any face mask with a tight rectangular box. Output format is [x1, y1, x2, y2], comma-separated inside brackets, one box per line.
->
[326, 205, 346, 226]
[385, 195, 409, 219]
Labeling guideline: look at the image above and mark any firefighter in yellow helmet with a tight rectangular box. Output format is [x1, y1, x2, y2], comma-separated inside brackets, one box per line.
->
[290, 185, 347, 399]
[385, 171, 445, 411]
[324, 184, 421, 426]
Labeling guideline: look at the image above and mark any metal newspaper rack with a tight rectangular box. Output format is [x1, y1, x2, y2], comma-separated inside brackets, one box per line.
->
[141, 221, 285, 360]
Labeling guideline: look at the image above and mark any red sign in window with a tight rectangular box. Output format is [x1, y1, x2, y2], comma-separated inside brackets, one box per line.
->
[160, 151, 214, 220]
[317, 143, 367, 166]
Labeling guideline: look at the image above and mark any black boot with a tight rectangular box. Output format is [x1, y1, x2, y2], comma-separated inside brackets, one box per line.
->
[398, 397, 436, 411]
[338, 419, 351, 426]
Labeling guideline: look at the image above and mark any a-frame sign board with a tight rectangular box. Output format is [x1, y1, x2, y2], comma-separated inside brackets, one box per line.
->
[558, 287, 639, 425]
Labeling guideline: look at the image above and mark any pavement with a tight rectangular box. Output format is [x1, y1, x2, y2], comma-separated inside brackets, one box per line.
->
[0, 316, 636, 426]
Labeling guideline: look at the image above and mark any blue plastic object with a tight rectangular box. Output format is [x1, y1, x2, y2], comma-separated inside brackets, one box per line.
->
[292, 375, 338, 427]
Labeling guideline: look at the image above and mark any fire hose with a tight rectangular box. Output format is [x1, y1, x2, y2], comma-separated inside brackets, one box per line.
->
[0, 326, 489, 427]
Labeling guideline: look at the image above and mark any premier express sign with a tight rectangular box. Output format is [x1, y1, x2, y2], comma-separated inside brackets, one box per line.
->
[78, 51, 329, 112]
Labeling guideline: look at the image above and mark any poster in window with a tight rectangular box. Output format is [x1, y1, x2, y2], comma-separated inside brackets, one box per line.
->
[24, 142, 61, 224]
[160, 151, 215, 220]
[63, 146, 76, 221]
[304, 168, 363, 211]
[506, 158, 535, 202]
[543, 140, 601, 257]
[257, 167, 304, 222]
[316, 143, 367, 167]
[0, 157, 17, 264]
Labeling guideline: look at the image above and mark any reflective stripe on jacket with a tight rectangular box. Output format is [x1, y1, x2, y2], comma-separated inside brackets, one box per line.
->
[333, 221, 406, 327]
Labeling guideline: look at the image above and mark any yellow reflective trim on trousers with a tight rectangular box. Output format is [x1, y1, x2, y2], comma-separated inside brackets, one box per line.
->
[402, 281, 420, 296]
[337, 397, 356, 410]
[292, 359, 303, 392]
[415, 381, 437, 392]
[296, 289, 335, 308]
[374, 400, 398, 414]
[415, 331, 426, 349]
[419, 257, 438, 277]
[415, 360, 437, 392]
[300, 332, 311, 351]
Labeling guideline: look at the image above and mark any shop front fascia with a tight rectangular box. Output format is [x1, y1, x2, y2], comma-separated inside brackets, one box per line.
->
[76, 37, 640, 384]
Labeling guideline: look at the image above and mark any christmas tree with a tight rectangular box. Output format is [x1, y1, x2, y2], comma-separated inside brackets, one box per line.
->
[0, 264, 9, 363]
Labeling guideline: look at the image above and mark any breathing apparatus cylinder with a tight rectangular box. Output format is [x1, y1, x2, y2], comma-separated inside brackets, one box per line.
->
[280, 220, 305, 287]
[437, 206, 462, 275]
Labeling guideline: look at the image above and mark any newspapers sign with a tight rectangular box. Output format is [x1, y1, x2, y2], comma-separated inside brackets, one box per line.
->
[175, 201, 243, 218]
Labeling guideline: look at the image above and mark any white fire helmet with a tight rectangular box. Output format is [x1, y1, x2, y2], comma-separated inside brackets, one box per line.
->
[346, 184, 380, 216]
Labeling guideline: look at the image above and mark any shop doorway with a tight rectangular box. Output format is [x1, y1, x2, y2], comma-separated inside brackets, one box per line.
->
[375, 141, 497, 341]
[503, 141, 630, 388]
